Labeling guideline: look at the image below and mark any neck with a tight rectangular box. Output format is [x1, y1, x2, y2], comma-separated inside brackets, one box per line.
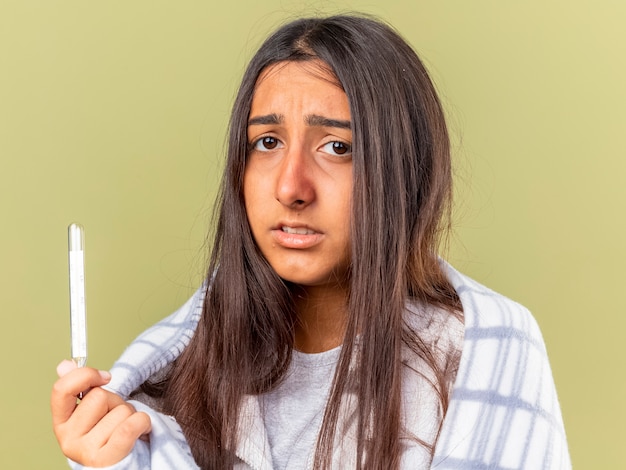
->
[292, 283, 349, 353]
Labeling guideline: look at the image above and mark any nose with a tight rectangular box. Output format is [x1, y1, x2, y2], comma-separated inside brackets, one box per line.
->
[275, 146, 315, 210]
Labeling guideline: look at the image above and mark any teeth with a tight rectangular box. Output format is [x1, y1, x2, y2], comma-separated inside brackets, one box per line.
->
[282, 226, 315, 235]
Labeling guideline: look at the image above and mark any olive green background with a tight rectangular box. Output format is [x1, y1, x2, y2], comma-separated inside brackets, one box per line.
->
[1, 1, 623, 468]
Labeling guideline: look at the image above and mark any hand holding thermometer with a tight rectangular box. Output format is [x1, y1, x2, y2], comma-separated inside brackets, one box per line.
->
[68, 223, 87, 368]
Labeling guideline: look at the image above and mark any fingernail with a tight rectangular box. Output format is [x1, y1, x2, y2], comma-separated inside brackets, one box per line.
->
[99, 370, 112, 381]
[56, 359, 77, 377]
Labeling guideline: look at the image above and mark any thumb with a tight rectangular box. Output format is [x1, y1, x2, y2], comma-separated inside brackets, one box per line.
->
[56, 359, 78, 378]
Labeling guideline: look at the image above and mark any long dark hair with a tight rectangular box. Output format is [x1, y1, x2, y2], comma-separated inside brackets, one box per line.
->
[146, 14, 461, 469]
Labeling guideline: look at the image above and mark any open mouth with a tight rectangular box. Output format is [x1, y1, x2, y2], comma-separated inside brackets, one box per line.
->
[281, 226, 316, 235]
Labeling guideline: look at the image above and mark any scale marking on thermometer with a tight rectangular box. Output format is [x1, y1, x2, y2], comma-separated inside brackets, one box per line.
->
[68, 223, 87, 368]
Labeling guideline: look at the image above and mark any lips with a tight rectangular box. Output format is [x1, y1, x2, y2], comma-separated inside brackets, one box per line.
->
[271, 223, 323, 249]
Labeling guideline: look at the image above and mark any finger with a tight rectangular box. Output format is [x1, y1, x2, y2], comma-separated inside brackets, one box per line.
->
[85, 402, 136, 448]
[92, 412, 152, 465]
[56, 359, 77, 377]
[64, 387, 126, 436]
[51, 367, 112, 426]
[102, 412, 152, 461]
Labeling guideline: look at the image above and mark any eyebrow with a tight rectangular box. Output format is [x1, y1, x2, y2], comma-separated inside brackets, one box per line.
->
[248, 113, 351, 130]
[306, 114, 351, 129]
[248, 113, 281, 126]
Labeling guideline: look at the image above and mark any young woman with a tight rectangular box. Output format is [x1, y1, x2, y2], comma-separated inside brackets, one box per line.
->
[51, 15, 571, 470]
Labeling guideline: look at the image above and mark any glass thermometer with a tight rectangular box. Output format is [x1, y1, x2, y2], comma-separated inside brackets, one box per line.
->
[68, 223, 87, 368]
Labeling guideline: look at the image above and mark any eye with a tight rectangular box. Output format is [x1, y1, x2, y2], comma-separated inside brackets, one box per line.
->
[251, 136, 282, 151]
[321, 141, 352, 157]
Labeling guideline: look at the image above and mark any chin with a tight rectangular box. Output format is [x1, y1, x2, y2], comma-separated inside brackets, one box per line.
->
[276, 269, 350, 291]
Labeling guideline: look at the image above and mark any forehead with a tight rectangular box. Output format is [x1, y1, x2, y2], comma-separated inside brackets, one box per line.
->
[250, 60, 348, 114]
[256, 59, 341, 86]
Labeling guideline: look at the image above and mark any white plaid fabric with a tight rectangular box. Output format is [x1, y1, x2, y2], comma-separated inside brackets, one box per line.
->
[68, 265, 570, 469]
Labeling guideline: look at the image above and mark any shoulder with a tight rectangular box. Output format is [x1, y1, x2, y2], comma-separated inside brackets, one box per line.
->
[402, 299, 463, 377]
[105, 286, 205, 398]
[442, 262, 553, 399]
[444, 262, 540, 336]
[433, 263, 571, 469]
[443, 264, 553, 393]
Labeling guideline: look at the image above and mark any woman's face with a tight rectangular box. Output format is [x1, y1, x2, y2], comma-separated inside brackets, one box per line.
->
[244, 61, 353, 291]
